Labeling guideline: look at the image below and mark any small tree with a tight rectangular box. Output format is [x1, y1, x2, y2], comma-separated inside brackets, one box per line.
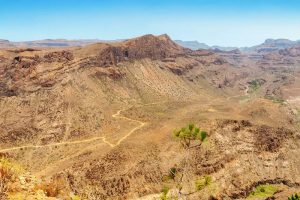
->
[169, 124, 209, 197]
[173, 123, 207, 149]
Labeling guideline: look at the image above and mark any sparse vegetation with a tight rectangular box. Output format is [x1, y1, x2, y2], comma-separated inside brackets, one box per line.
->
[249, 79, 263, 92]
[160, 186, 170, 200]
[169, 167, 177, 180]
[195, 175, 212, 191]
[247, 184, 277, 199]
[266, 95, 285, 104]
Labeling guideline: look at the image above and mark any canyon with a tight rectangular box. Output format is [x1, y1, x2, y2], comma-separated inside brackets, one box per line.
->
[0, 34, 300, 199]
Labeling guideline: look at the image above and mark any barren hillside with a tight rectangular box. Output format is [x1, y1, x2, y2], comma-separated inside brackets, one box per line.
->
[0, 34, 300, 200]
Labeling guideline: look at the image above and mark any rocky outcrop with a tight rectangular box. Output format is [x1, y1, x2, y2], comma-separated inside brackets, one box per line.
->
[0, 50, 76, 95]
[93, 67, 125, 80]
[258, 45, 300, 66]
[254, 125, 293, 152]
[43, 50, 74, 62]
[279, 45, 300, 57]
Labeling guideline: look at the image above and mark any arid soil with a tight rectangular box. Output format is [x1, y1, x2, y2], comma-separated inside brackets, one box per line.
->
[0, 34, 300, 199]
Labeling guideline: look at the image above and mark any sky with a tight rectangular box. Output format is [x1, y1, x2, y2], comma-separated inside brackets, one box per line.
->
[0, 0, 300, 47]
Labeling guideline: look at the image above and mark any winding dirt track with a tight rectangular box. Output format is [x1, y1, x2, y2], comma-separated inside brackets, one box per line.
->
[0, 107, 147, 153]
[0, 95, 247, 154]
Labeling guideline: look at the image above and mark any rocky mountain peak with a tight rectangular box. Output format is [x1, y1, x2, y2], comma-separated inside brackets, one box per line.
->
[123, 33, 184, 53]
[82, 34, 187, 67]
[263, 38, 296, 47]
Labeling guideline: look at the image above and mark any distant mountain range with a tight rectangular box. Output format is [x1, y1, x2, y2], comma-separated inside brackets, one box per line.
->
[1, 38, 300, 53]
[175, 39, 300, 53]
[174, 40, 211, 50]
[174, 40, 237, 51]
[0, 39, 122, 48]
[241, 39, 300, 53]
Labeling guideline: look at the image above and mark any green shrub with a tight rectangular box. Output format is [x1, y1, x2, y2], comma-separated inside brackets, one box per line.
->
[195, 176, 212, 191]
[200, 131, 207, 141]
[169, 167, 176, 180]
[249, 80, 262, 91]
[247, 184, 277, 199]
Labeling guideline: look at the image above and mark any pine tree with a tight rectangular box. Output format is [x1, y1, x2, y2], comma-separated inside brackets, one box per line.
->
[173, 123, 207, 149]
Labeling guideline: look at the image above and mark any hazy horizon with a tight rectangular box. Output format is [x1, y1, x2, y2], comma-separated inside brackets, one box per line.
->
[1, 0, 300, 47]
[1, 35, 299, 49]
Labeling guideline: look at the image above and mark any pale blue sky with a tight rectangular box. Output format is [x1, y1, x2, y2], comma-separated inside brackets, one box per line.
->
[0, 0, 300, 46]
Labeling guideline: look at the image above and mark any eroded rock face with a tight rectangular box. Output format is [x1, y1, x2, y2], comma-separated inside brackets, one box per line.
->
[253, 125, 293, 152]
[0, 50, 76, 95]
[12, 55, 40, 69]
[43, 50, 74, 62]
[93, 67, 125, 80]
[279, 46, 300, 57]
[259, 45, 300, 66]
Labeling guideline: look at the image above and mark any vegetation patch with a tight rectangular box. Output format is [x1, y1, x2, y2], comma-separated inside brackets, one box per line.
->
[162, 167, 177, 182]
[160, 186, 170, 200]
[195, 175, 212, 191]
[248, 79, 265, 92]
[265, 96, 285, 104]
[247, 184, 277, 199]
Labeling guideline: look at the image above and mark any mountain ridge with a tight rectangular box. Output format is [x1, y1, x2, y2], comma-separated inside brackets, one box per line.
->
[2, 37, 300, 53]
